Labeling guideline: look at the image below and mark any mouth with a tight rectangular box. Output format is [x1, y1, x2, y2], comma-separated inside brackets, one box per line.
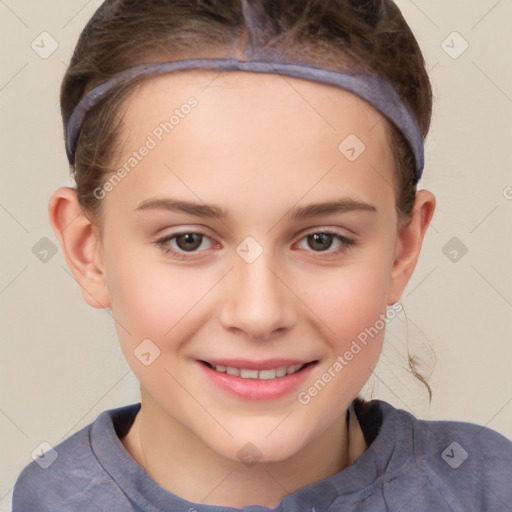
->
[197, 358, 318, 400]
[199, 360, 315, 380]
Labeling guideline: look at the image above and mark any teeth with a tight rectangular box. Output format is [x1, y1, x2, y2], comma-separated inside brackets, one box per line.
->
[258, 369, 277, 380]
[211, 363, 306, 380]
[287, 364, 302, 375]
[276, 366, 287, 377]
[240, 369, 259, 379]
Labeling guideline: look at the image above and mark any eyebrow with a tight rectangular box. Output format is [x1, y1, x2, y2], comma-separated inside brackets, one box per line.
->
[286, 199, 377, 219]
[135, 197, 377, 220]
[136, 198, 229, 219]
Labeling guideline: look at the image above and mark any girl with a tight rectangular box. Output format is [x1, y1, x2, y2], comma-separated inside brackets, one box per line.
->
[12, 0, 512, 510]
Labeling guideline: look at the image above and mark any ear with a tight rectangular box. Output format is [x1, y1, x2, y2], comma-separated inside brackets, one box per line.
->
[48, 187, 110, 309]
[387, 190, 436, 305]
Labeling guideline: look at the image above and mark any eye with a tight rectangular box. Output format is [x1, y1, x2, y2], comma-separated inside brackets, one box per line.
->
[154, 229, 354, 260]
[296, 231, 354, 255]
[155, 231, 215, 258]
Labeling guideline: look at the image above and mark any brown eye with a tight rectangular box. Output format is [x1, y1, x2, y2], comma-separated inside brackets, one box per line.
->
[307, 233, 334, 251]
[155, 231, 214, 258]
[296, 230, 355, 256]
[175, 233, 204, 251]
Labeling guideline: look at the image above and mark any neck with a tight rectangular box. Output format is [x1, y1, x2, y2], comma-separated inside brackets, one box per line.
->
[121, 392, 366, 508]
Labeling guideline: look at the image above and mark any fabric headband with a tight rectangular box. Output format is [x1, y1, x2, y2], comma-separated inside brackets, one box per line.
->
[65, 57, 425, 182]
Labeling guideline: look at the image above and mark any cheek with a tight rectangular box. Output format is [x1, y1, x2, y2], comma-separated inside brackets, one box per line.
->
[103, 243, 189, 338]
[104, 255, 206, 397]
[295, 246, 395, 390]
[107, 262, 172, 336]
[292, 263, 391, 426]
[303, 254, 392, 339]
[104, 245, 222, 361]
[330, 274, 387, 373]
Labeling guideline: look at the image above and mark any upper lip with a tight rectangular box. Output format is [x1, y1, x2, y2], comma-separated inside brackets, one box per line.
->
[199, 359, 317, 370]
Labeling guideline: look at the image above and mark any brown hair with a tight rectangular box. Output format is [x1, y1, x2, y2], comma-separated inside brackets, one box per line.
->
[60, 0, 434, 397]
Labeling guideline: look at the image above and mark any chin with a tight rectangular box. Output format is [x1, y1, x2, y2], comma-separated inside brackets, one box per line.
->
[206, 430, 311, 466]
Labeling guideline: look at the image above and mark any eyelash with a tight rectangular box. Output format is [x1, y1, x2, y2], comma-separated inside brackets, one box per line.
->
[154, 229, 355, 260]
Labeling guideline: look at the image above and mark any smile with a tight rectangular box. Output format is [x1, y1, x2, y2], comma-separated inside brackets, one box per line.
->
[198, 359, 317, 400]
[202, 362, 307, 380]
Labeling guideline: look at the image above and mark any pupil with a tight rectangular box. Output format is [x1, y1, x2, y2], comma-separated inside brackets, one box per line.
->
[177, 233, 202, 251]
[308, 233, 332, 251]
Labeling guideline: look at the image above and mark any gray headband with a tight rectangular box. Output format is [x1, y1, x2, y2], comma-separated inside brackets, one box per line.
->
[65, 57, 425, 182]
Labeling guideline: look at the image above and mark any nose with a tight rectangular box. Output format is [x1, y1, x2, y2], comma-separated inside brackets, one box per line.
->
[218, 248, 297, 341]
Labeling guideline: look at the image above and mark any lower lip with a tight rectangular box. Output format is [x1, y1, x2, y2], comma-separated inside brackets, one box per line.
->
[198, 362, 316, 401]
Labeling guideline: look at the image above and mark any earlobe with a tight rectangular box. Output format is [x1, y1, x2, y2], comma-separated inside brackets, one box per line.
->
[48, 187, 110, 309]
[387, 190, 436, 305]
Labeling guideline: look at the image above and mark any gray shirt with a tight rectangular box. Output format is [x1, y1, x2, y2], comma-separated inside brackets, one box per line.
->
[11, 399, 512, 511]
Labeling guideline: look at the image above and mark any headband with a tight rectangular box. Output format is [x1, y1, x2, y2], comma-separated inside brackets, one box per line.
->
[65, 58, 424, 182]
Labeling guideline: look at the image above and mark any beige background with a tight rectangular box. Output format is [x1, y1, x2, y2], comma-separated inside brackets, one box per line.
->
[1, 0, 511, 509]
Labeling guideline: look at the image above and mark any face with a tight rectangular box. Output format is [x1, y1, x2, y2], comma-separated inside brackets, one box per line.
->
[96, 70, 402, 462]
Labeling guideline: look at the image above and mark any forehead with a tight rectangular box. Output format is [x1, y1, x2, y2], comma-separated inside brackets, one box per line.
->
[118, 69, 390, 147]
[107, 70, 397, 213]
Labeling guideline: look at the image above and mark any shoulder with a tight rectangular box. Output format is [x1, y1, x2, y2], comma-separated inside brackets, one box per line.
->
[11, 403, 140, 512]
[12, 423, 102, 511]
[393, 403, 512, 466]
[376, 400, 512, 508]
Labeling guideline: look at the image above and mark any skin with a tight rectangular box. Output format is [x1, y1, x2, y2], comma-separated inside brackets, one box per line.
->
[49, 70, 435, 508]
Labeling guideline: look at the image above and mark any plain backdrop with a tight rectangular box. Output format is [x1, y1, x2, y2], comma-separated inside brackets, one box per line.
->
[1, 0, 511, 509]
